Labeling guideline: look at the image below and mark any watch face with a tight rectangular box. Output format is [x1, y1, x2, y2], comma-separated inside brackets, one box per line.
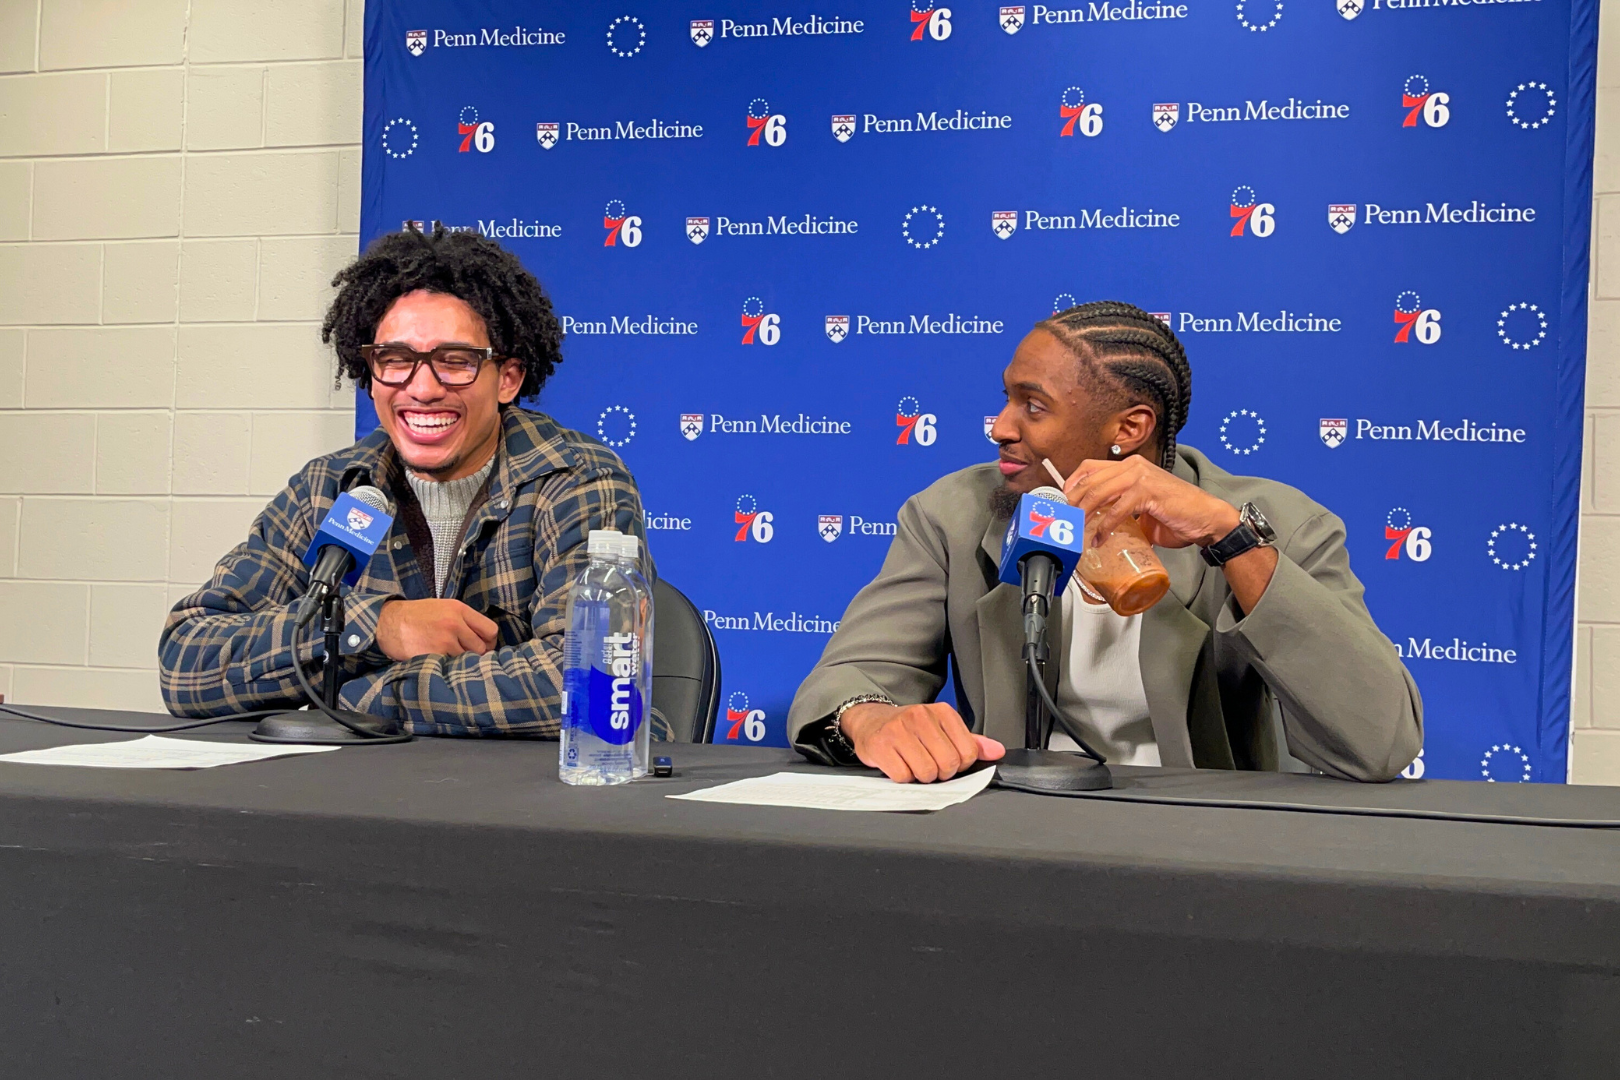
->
[1243, 502, 1277, 543]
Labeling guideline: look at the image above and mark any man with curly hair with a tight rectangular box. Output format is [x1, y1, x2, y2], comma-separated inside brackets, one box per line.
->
[159, 226, 651, 736]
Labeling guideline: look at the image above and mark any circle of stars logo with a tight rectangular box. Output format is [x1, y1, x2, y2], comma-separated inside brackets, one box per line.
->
[1505, 81, 1556, 129]
[728, 690, 750, 712]
[1218, 408, 1266, 455]
[741, 295, 765, 319]
[606, 15, 646, 57]
[1061, 86, 1086, 110]
[902, 205, 945, 249]
[1480, 744, 1533, 782]
[736, 494, 758, 516]
[458, 105, 479, 128]
[604, 199, 627, 220]
[747, 97, 771, 121]
[910, 0, 931, 10]
[1053, 292, 1077, 314]
[596, 405, 637, 448]
[1235, 0, 1284, 31]
[1230, 185, 1257, 209]
[897, 395, 921, 418]
[1487, 522, 1537, 571]
[1394, 290, 1421, 315]
[1387, 506, 1411, 531]
[381, 117, 418, 159]
[1404, 74, 1429, 99]
[1497, 302, 1548, 350]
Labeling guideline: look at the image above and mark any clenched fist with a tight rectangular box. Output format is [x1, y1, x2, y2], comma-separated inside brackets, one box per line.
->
[376, 599, 498, 661]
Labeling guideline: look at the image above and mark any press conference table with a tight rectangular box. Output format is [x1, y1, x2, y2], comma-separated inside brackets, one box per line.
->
[0, 709, 1615, 1079]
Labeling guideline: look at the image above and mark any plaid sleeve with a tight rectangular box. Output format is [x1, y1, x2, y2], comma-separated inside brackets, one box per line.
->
[158, 478, 401, 718]
[336, 460, 651, 736]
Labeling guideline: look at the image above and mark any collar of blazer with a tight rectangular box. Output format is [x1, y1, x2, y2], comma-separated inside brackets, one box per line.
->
[974, 450, 1214, 767]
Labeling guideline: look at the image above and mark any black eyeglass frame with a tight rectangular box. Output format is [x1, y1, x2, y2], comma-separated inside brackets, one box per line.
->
[360, 343, 500, 387]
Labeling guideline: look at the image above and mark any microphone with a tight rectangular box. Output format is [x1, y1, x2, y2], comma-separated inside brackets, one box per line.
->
[997, 486, 1085, 652]
[299, 486, 394, 624]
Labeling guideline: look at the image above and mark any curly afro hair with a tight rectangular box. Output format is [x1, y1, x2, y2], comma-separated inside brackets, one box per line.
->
[322, 224, 564, 402]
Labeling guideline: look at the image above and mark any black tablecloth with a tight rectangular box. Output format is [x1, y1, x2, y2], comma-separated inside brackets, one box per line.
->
[0, 708, 1615, 1079]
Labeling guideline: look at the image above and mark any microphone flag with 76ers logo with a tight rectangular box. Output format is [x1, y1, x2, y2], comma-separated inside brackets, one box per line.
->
[360, 0, 1596, 780]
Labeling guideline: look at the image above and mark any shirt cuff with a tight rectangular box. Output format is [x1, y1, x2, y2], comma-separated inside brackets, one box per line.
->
[339, 591, 401, 668]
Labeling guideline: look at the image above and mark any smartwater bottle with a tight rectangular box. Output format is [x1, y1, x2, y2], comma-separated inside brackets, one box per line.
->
[559, 530, 654, 786]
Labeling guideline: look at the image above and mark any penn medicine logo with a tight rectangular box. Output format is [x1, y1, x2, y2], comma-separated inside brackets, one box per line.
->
[1337, 0, 1362, 18]
[734, 494, 775, 543]
[1393, 291, 1441, 344]
[724, 692, 768, 742]
[690, 19, 714, 45]
[536, 122, 559, 149]
[911, 2, 953, 40]
[406, 29, 427, 55]
[825, 315, 850, 342]
[746, 98, 788, 147]
[1059, 87, 1103, 137]
[895, 397, 938, 446]
[984, 415, 999, 441]
[1319, 418, 1347, 447]
[1001, 5, 1026, 31]
[992, 210, 1018, 239]
[741, 296, 781, 345]
[1229, 186, 1275, 237]
[1403, 75, 1450, 128]
[457, 106, 494, 153]
[1327, 203, 1355, 234]
[602, 200, 642, 247]
[831, 114, 855, 142]
[680, 413, 703, 441]
[1153, 102, 1179, 131]
[1384, 507, 1432, 562]
[819, 514, 843, 542]
[687, 216, 710, 244]
[347, 507, 373, 531]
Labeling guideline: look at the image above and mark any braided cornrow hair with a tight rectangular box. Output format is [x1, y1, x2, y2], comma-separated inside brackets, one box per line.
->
[1036, 301, 1193, 472]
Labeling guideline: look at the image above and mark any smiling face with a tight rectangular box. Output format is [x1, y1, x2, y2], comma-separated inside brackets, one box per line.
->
[369, 290, 524, 481]
[989, 328, 1159, 497]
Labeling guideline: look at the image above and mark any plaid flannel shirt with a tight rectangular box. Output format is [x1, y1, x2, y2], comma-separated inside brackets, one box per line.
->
[159, 407, 653, 736]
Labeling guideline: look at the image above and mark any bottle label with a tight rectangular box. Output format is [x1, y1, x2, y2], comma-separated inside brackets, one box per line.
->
[568, 631, 644, 745]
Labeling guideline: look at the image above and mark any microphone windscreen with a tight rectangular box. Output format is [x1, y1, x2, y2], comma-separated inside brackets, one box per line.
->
[347, 484, 394, 516]
[1030, 485, 1066, 502]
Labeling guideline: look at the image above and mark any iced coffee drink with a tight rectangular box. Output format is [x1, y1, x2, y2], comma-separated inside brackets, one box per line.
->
[1076, 516, 1170, 616]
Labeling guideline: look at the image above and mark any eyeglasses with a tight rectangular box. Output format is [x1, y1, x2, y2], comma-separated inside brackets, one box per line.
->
[361, 344, 497, 387]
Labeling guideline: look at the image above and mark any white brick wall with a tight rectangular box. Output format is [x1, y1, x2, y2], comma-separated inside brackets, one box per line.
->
[0, 0, 361, 714]
[1, 0, 1618, 784]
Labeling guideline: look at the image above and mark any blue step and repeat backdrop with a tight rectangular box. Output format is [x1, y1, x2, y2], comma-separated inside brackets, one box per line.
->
[361, 0, 1596, 780]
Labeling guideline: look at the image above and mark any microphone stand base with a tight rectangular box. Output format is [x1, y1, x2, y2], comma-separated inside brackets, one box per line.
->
[249, 710, 410, 745]
[994, 748, 1113, 794]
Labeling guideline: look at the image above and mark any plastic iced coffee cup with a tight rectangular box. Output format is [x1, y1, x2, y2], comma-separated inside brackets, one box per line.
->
[1075, 516, 1171, 616]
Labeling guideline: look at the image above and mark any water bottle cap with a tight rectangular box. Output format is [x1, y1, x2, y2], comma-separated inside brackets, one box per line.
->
[615, 534, 640, 561]
[587, 528, 623, 556]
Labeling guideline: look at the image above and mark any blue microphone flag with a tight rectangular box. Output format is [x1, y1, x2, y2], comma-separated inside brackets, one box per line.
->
[303, 491, 394, 587]
[997, 492, 1084, 595]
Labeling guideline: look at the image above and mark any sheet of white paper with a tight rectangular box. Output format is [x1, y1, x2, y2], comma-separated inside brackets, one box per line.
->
[668, 766, 996, 812]
[0, 734, 341, 770]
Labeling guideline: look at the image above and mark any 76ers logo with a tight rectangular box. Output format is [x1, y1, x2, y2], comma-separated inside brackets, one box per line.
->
[746, 98, 787, 147]
[1028, 500, 1075, 544]
[603, 200, 642, 247]
[457, 106, 494, 153]
[741, 296, 780, 345]
[895, 396, 938, 445]
[1402, 75, 1450, 128]
[910, 2, 953, 39]
[1229, 186, 1275, 237]
[734, 494, 774, 543]
[1385, 507, 1432, 562]
[1393, 291, 1442, 344]
[724, 691, 768, 742]
[1059, 87, 1103, 137]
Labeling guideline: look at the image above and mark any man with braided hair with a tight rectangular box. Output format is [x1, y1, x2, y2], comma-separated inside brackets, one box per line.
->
[161, 226, 653, 735]
[789, 301, 1421, 783]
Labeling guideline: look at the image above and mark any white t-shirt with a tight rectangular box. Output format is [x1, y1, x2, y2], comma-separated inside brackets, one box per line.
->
[1047, 585, 1161, 766]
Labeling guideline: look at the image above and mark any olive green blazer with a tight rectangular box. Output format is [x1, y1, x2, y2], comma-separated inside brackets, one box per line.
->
[787, 446, 1422, 782]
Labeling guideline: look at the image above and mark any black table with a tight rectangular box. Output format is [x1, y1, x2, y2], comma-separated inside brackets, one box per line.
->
[0, 708, 1615, 1079]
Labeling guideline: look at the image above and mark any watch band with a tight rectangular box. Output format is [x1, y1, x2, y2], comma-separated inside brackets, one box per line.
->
[826, 694, 893, 762]
[1201, 522, 1261, 567]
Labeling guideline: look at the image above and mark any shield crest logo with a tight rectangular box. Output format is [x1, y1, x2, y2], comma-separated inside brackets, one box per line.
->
[818, 515, 843, 542]
[680, 413, 704, 441]
[1149, 312, 1172, 326]
[406, 30, 427, 56]
[1000, 5, 1026, 32]
[686, 216, 710, 244]
[983, 416, 998, 442]
[831, 115, 855, 143]
[347, 507, 374, 531]
[825, 315, 850, 343]
[1153, 102, 1179, 132]
[1320, 418, 1348, 448]
[1336, 0, 1362, 18]
[535, 123, 559, 150]
[991, 211, 1018, 240]
[1328, 204, 1356, 234]
[402, 219, 425, 233]
[690, 19, 714, 46]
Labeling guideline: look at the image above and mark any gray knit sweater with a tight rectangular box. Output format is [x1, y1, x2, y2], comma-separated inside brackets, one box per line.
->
[405, 457, 495, 597]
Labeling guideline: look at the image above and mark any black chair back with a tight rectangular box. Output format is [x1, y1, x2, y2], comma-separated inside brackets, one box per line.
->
[651, 579, 721, 743]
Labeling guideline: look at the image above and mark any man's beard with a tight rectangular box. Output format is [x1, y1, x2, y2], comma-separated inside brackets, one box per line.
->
[988, 481, 1021, 520]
